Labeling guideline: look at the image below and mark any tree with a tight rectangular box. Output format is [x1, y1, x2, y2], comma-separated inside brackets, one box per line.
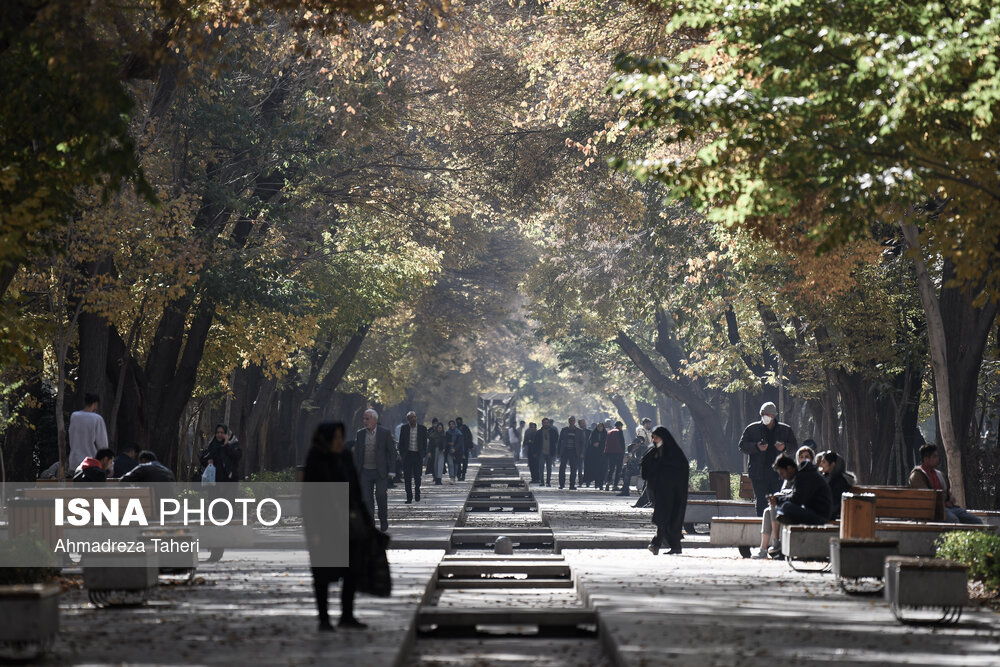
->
[610, 0, 1000, 502]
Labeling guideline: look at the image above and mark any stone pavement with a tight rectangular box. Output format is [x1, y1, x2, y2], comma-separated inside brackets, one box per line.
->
[47, 549, 442, 666]
[30, 456, 1000, 666]
[565, 548, 1000, 667]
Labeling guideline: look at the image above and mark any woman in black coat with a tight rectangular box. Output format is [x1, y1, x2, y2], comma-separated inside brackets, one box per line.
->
[303, 421, 370, 631]
[640, 425, 689, 555]
[584, 422, 607, 488]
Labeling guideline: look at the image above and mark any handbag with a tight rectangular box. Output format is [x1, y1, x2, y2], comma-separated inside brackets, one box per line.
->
[356, 529, 392, 597]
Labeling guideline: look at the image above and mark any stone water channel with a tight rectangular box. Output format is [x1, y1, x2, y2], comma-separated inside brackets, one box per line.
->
[405, 444, 609, 666]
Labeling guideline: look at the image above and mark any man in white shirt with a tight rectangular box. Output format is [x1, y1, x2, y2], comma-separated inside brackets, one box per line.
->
[397, 411, 427, 504]
[68, 393, 109, 471]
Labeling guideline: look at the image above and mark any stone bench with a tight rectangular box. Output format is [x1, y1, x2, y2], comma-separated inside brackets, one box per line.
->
[709, 517, 763, 558]
[884, 556, 968, 624]
[685, 500, 756, 526]
[782, 521, 996, 567]
[83, 549, 160, 607]
[829, 537, 899, 594]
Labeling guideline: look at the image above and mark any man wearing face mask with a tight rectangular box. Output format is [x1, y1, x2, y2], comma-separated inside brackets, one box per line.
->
[738, 402, 797, 516]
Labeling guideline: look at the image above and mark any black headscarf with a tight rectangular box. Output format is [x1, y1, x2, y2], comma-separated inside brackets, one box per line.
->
[646, 425, 688, 480]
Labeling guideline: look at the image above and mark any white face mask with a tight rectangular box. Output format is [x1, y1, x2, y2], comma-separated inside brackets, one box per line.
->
[761, 414, 774, 426]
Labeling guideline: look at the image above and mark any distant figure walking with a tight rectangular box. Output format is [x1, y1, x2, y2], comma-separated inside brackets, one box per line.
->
[456, 417, 474, 479]
[534, 418, 559, 487]
[445, 420, 463, 483]
[603, 420, 626, 492]
[398, 411, 428, 504]
[557, 416, 583, 490]
[353, 409, 396, 532]
[584, 421, 607, 488]
[303, 421, 369, 631]
[523, 422, 539, 483]
[642, 426, 689, 555]
[68, 393, 108, 472]
[429, 421, 446, 484]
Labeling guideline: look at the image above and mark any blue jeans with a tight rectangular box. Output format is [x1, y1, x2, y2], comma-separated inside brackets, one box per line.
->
[542, 454, 555, 484]
[775, 501, 828, 526]
[946, 506, 983, 525]
[359, 469, 388, 530]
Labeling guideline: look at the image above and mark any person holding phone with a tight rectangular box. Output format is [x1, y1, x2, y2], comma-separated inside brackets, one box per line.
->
[738, 402, 798, 515]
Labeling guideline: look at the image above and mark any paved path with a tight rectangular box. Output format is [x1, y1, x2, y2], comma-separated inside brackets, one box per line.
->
[565, 548, 1000, 667]
[47, 549, 441, 666]
[28, 454, 1000, 666]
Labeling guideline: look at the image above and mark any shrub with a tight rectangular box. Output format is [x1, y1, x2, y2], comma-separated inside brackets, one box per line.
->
[688, 460, 710, 491]
[935, 530, 1000, 594]
[245, 468, 297, 483]
[0, 534, 60, 586]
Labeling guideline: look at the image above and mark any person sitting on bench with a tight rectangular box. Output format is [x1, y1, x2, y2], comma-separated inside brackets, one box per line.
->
[754, 445, 815, 559]
[72, 448, 115, 483]
[773, 452, 832, 529]
[908, 444, 982, 525]
[816, 450, 856, 520]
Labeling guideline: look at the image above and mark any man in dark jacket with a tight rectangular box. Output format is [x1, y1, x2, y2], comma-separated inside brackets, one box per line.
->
[557, 416, 584, 490]
[456, 417, 475, 477]
[113, 443, 140, 478]
[738, 401, 798, 515]
[773, 454, 832, 526]
[523, 423, 540, 482]
[397, 411, 428, 504]
[73, 448, 115, 483]
[533, 418, 560, 486]
[352, 409, 397, 532]
[120, 451, 176, 482]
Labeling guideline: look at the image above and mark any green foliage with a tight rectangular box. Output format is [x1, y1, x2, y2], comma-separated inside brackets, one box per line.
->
[0, 534, 60, 586]
[935, 530, 1000, 594]
[688, 459, 709, 491]
[245, 467, 298, 483]
[610, 0, 1000, 302]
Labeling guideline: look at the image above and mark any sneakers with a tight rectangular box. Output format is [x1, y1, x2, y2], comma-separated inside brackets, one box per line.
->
[751, 550, 768, 559]
[338, 617, 368, 630]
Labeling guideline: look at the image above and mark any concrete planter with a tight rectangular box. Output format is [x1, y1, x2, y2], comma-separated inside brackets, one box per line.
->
[884, 556, 968, 624]
[830, 538, 899, 594]
[831, 538, 899, 579]
[83, 549, 159, 607]
[0, 583, 60, 659]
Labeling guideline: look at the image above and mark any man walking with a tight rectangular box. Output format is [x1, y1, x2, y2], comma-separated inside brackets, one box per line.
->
[523, 422, 539, 482]
[558, 416, 584, 490]
[68, 393, 109, 472]
[508, 421, 522, 461]
[577, 419, 589, 487]
[534, 418, 559, 487]
[456, 417, 474, 479]
[603, 420, 626, 491]
[739, 401, 797, 516]
[353, 409, 396, 532]
[445, 420, 464, 483]
[398, 411, 428, 504]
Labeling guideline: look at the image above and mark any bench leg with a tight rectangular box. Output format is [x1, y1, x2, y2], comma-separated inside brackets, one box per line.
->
[838, 577, 884, 596]
[787, 559, 831, 573]
[889, 603, 962, 626]
[738, 546, 752, 558]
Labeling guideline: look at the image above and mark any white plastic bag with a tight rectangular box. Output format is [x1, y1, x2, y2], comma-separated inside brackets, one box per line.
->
[201, 461, 217, 485]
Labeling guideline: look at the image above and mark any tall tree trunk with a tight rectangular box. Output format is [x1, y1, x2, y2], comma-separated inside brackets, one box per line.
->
[614, 330, 726, 468]
[608, 394, 638, 437]
[900, 223, 998, 505]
